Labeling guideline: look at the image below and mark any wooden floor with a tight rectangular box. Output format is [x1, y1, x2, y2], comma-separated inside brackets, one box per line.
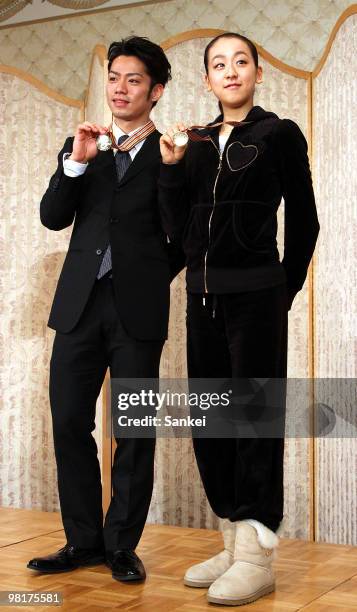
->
[1, 509, 357, 610]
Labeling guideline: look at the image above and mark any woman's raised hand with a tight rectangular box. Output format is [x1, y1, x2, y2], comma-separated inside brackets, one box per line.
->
[160, 123, 188, 165]
[70, 122, 108, 163]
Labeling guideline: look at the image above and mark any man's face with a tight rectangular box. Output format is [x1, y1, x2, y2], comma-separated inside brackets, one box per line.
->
[106, 55, 163, 123]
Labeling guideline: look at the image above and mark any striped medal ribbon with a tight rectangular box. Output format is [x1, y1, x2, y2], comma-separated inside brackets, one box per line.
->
[173, 120, 253, 146]
[96, 120, 156, 152]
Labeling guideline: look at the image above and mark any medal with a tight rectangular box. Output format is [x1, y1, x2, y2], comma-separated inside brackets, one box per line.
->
[173, 131, 189, 147]
[96, 133, 113, 151]
[96, 120, 156, 152]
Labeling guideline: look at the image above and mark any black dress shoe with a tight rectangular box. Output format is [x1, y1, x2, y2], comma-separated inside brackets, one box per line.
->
[27, 544, 105, 573]
[106, 550, 146, 582]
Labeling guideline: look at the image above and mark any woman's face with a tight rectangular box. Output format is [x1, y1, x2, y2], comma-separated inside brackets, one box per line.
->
[205, 37, 262, 111]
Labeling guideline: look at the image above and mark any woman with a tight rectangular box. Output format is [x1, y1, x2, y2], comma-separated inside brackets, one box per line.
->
[159, 32, 319, 606]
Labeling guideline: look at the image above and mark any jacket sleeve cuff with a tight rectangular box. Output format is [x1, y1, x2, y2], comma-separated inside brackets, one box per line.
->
[159, 159, 186, 186]
[63, 153, 88, 177]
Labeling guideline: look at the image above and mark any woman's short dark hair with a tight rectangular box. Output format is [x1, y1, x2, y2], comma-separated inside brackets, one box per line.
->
[107, 36, 171, 107]
[204, 32, 259, 115]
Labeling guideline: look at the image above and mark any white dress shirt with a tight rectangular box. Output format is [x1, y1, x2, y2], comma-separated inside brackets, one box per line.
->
[63, 122, 147, 177]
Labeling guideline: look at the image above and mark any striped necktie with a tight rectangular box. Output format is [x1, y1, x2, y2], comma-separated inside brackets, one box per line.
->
[97, 134, 132, 279]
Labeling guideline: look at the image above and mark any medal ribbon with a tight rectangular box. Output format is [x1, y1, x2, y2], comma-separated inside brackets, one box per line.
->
[108, 119, 156, 151]
[185, 120, 253, 141]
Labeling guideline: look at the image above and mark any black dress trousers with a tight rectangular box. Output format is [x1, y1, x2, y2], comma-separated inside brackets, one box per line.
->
[186, 283, 288, 533]
[49, 275, 164, 552]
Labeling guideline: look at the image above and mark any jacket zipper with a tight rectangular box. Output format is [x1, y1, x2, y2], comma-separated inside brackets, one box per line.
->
[204, 137, 223, 294]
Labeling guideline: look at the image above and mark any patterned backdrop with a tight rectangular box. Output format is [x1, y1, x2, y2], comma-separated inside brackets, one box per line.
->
[0, 3, 356, 544]
[0, 74, 81, 510]
[313, 14, 357, 544]
[0, 0, 353, 98]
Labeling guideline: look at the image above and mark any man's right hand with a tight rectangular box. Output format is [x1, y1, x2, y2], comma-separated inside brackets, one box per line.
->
[69, 122, 108, 163]
[160, 123, 188, 165]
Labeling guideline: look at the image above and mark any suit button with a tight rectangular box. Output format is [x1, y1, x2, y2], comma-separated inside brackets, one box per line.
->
[96, 249, 102, 255]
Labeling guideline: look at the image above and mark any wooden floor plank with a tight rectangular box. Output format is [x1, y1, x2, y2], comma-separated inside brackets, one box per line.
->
[0, 508, 62, 547]
[0, 509, 356, 611]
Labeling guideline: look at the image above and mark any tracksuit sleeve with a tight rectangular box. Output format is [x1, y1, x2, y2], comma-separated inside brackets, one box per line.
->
[158, 159, 190, 244]
[275, 119, 320, 309]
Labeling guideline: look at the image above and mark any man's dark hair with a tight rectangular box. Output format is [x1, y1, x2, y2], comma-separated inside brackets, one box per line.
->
[107, 36, 171, 107]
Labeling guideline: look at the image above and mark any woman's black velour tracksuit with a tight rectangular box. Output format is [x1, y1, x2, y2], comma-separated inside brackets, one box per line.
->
[158, 105, 319, 532]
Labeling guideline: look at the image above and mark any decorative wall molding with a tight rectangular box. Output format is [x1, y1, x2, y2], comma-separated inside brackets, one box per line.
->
[0, 63, 83, 107]
[0, 0, 30, 23]
[0, 0, 353, 99]
[161, 28, 311, 79]
[0, 0, 172, 27]
[0, 0, 112, 25]
[313, 4, 357, 76]
[47, 0, 108, 9]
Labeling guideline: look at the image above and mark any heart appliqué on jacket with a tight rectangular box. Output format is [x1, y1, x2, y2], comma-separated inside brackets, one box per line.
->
[226, 141, 259, 172]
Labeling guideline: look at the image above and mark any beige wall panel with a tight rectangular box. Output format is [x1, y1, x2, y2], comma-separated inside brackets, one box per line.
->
[148, 37, 311, 537]
[84, 50, 107, 475]
[0, 72, 81, 510]
[85, 52, 105, 123]
[313, 14, 357, 544]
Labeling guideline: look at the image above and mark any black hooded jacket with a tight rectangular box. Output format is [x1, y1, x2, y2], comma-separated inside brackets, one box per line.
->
[158, 105, 319, 308]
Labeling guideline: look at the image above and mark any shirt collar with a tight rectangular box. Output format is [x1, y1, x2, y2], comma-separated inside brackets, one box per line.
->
[112, 121, 145, 149]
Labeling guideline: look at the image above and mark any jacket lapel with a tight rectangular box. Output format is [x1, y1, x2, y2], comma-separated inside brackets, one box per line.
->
[118, 130, 161, 188]
[94, 148, 117, 187]
[92, 129, 161, 189]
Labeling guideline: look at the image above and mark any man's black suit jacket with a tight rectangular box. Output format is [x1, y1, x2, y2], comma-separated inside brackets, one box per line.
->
[40, 130, 183, 341]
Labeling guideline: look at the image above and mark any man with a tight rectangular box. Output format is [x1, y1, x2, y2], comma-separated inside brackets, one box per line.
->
[27, 36, 182, 583]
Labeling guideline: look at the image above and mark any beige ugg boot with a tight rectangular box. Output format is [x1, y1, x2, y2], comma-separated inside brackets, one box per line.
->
[207, 519, 279, 605]
[184, 519, 236, 587]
